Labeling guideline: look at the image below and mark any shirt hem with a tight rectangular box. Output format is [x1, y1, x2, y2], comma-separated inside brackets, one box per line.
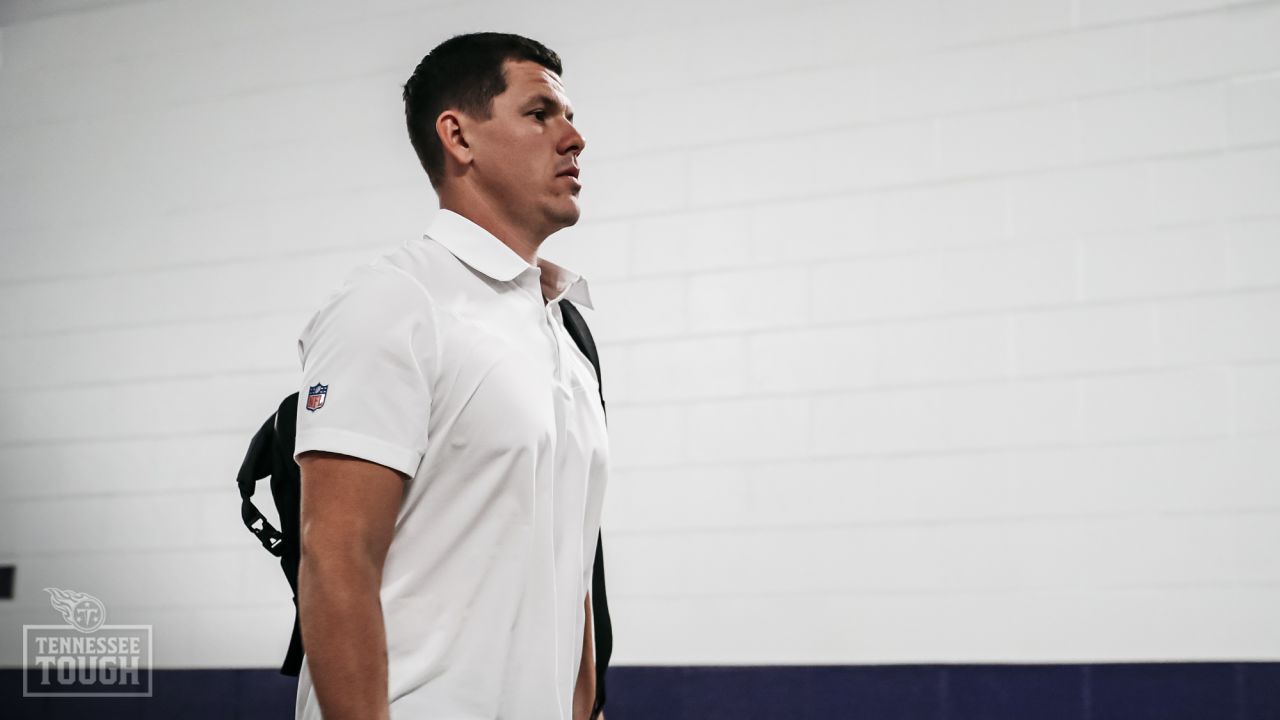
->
[294, 427, 422, 478]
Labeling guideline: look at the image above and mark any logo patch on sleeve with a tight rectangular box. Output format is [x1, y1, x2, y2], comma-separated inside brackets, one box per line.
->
[306, 383, 328, 412]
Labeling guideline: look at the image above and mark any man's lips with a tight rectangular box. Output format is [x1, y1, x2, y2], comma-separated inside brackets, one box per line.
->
[557, 168, 581, 189]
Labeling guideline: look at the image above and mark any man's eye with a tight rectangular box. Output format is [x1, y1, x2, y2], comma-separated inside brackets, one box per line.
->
[531, 110, 546, 120]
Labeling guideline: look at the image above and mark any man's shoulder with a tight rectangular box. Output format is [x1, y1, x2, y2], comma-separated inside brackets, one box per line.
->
[336, 243, 443, 307]
[298, 248, 440, 341]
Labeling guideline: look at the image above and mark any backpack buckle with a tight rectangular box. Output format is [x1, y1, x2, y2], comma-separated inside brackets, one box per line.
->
[243, 501, 287, 557]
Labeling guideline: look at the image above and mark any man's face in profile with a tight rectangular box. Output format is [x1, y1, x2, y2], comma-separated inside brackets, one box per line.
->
[468, 59, 586, 234]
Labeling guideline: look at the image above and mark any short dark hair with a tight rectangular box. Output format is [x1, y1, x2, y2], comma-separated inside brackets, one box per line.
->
[402, 32, 563, 189]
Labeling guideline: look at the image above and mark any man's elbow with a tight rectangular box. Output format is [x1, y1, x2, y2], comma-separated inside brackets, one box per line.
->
[297, 452, 406, 585]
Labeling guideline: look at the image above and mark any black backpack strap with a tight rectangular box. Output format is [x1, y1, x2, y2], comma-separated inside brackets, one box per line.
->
[271, 393, 302, 593]
[560, 299, 605, 416]
[282, 596, 304, 677]
[560, 299, 612, 720]
[272, 392, 305, 677]
[237, 393, 306, 676]
[588, 528, 613, 720]
[237, 412, 286, 557]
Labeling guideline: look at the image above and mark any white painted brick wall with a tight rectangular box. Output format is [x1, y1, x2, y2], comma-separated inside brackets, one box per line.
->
[1, 0, 1277, 669]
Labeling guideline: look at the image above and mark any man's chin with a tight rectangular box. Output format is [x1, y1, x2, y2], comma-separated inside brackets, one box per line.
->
[547, 199, 581, 228]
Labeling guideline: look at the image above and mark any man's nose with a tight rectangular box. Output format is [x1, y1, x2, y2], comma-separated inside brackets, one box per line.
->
[562, 122, 586, 156]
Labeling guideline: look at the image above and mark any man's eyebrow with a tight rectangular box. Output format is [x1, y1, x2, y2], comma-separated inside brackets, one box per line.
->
[526, 93, 574, 120]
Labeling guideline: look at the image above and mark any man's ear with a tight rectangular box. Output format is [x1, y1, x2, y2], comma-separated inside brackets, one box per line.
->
[436, 109, 473, 170]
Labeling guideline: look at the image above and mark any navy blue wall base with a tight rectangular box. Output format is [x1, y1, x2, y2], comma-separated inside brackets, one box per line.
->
[1, 668, 297, 719]
[3, 663, 1278, 719]
[608, 664, 1280, 720]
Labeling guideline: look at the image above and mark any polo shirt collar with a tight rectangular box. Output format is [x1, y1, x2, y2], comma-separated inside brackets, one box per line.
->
[425, 208, 594, 310]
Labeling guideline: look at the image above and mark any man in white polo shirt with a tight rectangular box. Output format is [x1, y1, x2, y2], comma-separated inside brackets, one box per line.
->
[291, 33, 608, 720]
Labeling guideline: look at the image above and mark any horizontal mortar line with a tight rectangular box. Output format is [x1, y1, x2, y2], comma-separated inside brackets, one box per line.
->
[0, 614, 291, 627]
[7, 509, 1280, 556]
[2, 422, 1277, 461]
[0, 171, 429, 237]
[0, 174, 423, 244]
[3, 229, 1279, 341]
[606, 428, 1280, 472]
[599, 507, 1280, 538]
[0, 217, 1048, 289]
[1231, 68, 1280, 84]
[3, 131, 1278, 266]
[0, 428, 260, 449]
[10, 39, 1280, 165]
[601, 359, 1280, 409]
[0, 366, 299, 393]
[0, 544, 266, 558]
[605, 212, 1280, 286]
[7, 584, 1280, 611]
[624, 204, 1280, 278]
[7, 479, 1280, 528]
[587, 86, 1270, 168]
[0, 599, 285, 609]
[607, 580, 1280, 601]
[591, 0, 1280, 103]
[0, 65, 1246, 174]
[609, 431, 1279, 471]
[1, 347, 1277, 399]
[7, 428, 1279, 501]
[0, 426, 295, 448]
[0, 286, 1237, 353]
[472, 69, 1273, 166]
[25, 204, 1277, 304]
[6, 85, 1274, 222]
[1, 422, 1275, 469]
[0, 20, 974, 131]
[662, 137, 1280, 200]
[0, 61, 415, 132]
[3, 151, 1277, 302]
[0, 310, 309, 341]
[8, 475, 1280, 510]
[0, 211, 1270, 307]
[22, 449, 1275, 502]
[2, 483, 259, 502]
[591, 288, 1280, 347]
[0, 239, 396, 288]
[0, 98, 1255, 245]
[0, 0, 834, 87]
[0, 0, 159, 31]
[594, 282, 1280, 349]
[1017, 0, 1280, 44]
[0, 307, 316, 341]
[0, 0, 489, 96]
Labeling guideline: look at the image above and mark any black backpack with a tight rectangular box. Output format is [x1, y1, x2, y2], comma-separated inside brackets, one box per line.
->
[236, 299, 612, 720]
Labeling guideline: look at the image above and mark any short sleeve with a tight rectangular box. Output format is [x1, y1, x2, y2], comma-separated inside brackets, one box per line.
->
[293, 265, 436, 478]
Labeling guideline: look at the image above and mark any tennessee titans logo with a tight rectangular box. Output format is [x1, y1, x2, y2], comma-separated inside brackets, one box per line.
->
[306, 383, 328, 412]
[44, 587, 106, 633]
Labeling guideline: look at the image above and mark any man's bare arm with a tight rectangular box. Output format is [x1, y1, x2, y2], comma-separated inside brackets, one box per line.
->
[573, 591, 603, 720]
[297, 451, 405, 720]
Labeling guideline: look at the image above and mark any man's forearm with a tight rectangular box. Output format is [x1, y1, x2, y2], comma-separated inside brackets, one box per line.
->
[298, 552, 392, 720]
[573, 592, 597, 720]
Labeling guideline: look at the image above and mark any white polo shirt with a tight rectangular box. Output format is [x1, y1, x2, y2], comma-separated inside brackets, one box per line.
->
[291, 208, 610, 720]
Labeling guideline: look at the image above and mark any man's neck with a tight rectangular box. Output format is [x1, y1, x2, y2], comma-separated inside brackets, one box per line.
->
[438, 194, 546, 267]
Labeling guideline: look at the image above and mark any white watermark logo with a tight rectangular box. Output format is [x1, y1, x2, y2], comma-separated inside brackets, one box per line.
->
[23, 587, 153, 697]
[45, 587, 106, 632]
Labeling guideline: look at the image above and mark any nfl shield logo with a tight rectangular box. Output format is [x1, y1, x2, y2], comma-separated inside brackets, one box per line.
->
[306, 383, 328, 412]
